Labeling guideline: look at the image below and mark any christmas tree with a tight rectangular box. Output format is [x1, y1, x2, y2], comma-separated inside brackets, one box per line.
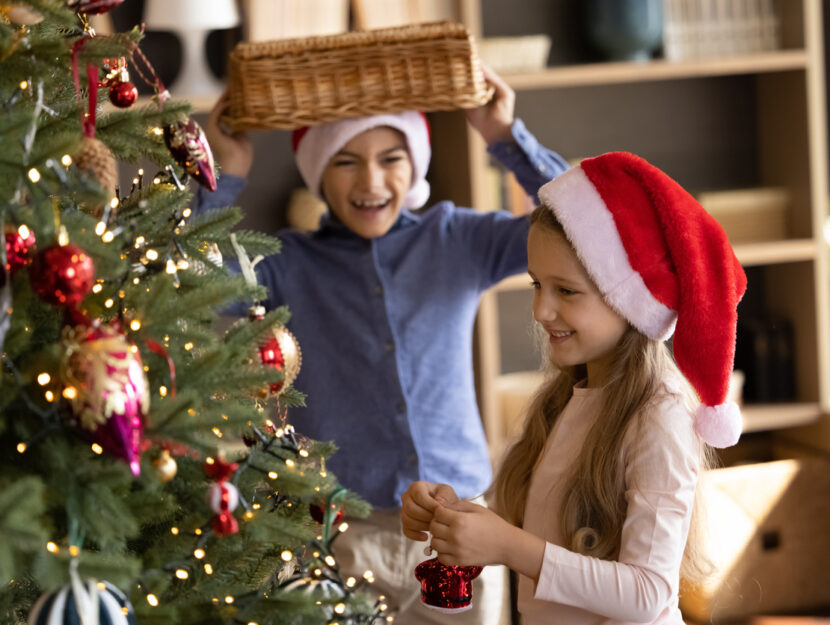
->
[0, 2, 380, 624]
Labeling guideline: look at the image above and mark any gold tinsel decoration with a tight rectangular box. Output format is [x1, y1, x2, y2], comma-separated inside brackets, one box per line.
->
[74, 136, 118, 218]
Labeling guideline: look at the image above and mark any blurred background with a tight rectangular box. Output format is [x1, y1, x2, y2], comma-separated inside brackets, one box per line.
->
[96, 2, 830, 622]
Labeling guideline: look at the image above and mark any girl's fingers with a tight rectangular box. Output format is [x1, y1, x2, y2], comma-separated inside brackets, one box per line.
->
[402, 527, 429, 542]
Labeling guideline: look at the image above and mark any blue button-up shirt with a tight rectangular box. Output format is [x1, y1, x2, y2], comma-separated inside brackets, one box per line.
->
[195, 119, 568, 508]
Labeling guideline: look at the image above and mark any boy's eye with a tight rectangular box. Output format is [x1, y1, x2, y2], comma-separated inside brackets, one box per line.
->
[332, 159, 356, 167]
[382, 153, 406, 165]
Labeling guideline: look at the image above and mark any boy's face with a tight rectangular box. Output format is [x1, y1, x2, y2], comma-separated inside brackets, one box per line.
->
[320, 127, 414, 239]
[528, 223, 629, 388]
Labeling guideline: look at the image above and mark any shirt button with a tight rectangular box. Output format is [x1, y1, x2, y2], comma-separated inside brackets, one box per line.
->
[385, 342, 395, 352]
[396, 401, 406, 413]
[407, 453, 418, 466]
[375, 284, 383, 295]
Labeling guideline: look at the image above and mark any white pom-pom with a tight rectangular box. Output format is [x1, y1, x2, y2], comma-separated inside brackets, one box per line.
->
[694, 402, 742, 448]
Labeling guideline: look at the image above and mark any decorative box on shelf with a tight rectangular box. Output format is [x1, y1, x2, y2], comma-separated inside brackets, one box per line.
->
[222, 21, 493, 131]
[478, 35, 551, 74]
[663, 0, 780, 61]
[696, 186, 789, 244]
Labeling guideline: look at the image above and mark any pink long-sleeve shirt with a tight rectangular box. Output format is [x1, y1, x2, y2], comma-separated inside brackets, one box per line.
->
[518, 376, 702, 625]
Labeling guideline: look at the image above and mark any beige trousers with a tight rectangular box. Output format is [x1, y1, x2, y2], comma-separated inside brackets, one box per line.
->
[332, 499, 509, 625]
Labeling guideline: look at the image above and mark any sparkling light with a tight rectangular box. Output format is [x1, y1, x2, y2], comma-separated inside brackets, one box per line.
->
[130, 320, 141, 331]
[102, 231, 114, 243]
[27, 168, 40, 183]
[61, 154, 73, 166]
[95, 222, 106, 236]
[281, 550, 293, 561]
[146, 594, 158, 607]
[194, 548, 205, 559]
[224, 596, 234, 604]
[146, 249, 159, 261]
[16, 443, 26, 453]
[204, 563, 213, 574]
[62, 386, 77, 400]
[268, 471, 278, 479]
[46, 542, 58, 553]
[37, 373, 50, 385]
[18, 225, 30, 239]
[324, 555, 336, 567]
[175, 569, 189, 580]
[92, 284, 103, 293]
[334, 603, 346, 614]
[91, 444, 103, 455]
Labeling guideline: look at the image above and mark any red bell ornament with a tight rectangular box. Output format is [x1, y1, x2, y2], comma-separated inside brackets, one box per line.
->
[29, 243, 94, 307]
[164, 116, 217, 191]
[205, 458, 240, 536]
[61, 322, 149, 475]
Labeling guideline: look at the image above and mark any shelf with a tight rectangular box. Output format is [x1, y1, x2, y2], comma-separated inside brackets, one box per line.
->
[102, 94, 219, 115]
[742, 402, 822, 432]
[494, 370, 821, 435]
[503, 49, 810, 90]
[488, 239, 819, 295]
[734, 238, 818, 266]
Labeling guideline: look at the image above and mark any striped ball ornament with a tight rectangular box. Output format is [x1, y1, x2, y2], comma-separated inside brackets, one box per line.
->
[27, 580, 136, 625]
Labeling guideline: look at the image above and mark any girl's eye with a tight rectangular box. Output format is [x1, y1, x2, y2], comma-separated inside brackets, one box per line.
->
[529, 280, 541, 289]
[559, 287, 577, 296]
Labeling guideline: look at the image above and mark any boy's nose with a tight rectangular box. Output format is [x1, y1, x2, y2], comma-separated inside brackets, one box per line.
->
[358, 162, 384, 188]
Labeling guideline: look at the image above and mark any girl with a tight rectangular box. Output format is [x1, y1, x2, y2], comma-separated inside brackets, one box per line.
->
[401, 151, 747, 624]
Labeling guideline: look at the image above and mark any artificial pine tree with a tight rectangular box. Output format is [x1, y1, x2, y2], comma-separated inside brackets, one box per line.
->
[0, 2, 380, 624]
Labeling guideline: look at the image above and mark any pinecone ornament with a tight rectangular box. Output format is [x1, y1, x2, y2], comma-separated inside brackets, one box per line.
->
[74, 136, 117, 218]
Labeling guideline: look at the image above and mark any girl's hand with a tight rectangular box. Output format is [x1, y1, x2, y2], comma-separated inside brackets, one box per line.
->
[428, 500, 509, 567]
[400, 481, 459, 541]
[205, 91, 254, 178]
[464, 63, 516, 146]
[430, 500, 547, 579]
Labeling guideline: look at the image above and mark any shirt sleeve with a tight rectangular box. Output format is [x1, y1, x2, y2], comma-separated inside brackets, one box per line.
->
[192, 173, 247, 214]
[532, 397, 702, 623]
[487, 119, 570, 202]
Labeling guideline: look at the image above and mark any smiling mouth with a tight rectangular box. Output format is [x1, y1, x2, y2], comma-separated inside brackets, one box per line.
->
[549, 330, 575, 341]
[352, 199, 391, 212]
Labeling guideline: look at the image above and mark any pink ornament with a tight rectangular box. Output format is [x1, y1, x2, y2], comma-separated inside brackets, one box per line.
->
[61, 323, 149, 475]
[66, 0, 124, 15]
[29, 243, 94, 307]
[164, 117, 217, 191]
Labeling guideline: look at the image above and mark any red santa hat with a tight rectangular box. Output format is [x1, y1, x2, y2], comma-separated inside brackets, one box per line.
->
[291, 112, 431, 209]
[414, 558, 482, 613]
[538, 152, 748, 448]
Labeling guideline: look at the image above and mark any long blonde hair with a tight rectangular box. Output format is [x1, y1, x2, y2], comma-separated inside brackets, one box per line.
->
[491, 205, 715, 583]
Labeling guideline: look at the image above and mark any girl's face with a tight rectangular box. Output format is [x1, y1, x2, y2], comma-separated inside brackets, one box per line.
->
[528, 223, 629, 387]
[320, 127, 414, 239]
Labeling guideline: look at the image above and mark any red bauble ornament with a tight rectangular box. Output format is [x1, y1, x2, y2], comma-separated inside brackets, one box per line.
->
[309, 502, 345, 526]
[61, 322, 149, 475]
[414, 558, 483, 613]
[66, 0, 124, 15]
[249, 306, 303, 395]
[29, 243, 94, 307]
[109, 80, 138, 108]
[164, 116, 217, 191]
[2, 225, 36, 286]
[205, 460, 240, 536]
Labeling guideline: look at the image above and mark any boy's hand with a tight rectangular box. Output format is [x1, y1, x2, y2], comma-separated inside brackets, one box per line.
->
[428, 500, 509, 567]
[465, 64, 516, 146]
[205, 91, 254, 178]
[400, 481, 459, 541]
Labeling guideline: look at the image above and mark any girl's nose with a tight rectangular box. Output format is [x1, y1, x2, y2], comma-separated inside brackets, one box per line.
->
[533, 295, 557, 323]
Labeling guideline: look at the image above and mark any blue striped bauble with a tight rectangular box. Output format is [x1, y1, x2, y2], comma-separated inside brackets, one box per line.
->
[27, 580, 136, 625]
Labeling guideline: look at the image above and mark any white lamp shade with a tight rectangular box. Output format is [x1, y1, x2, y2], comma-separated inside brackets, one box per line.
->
[144, 0, 240, 31]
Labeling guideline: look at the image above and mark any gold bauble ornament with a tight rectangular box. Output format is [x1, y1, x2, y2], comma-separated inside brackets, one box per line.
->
[1, 3, 44, 24]
[152, 449, 178, 482]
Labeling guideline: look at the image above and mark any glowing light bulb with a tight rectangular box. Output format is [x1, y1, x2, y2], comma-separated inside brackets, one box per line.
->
[175, 569, 189, 580]
[146, 594, 158, 607]
[27, 168, 40, 182]
[37, 373, 50, 385]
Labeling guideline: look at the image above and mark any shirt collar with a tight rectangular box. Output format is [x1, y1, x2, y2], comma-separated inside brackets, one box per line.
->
[316, 208, 423, 238]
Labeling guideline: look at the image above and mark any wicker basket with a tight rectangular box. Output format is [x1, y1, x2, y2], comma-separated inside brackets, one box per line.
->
[222, 21, 494, 131]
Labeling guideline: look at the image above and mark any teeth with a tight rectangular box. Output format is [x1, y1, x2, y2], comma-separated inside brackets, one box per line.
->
[354, 199, 388, 208]
[551, 331, 573, 338]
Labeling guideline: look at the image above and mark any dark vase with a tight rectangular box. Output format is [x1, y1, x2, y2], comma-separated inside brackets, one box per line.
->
[585, 0, 664, 62]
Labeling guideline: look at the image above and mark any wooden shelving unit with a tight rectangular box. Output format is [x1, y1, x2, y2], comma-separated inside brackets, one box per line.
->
[438, 0, 830, 462]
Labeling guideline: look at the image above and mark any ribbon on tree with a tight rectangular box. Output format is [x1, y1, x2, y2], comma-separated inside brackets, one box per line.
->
[70, 36, 98, 138]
